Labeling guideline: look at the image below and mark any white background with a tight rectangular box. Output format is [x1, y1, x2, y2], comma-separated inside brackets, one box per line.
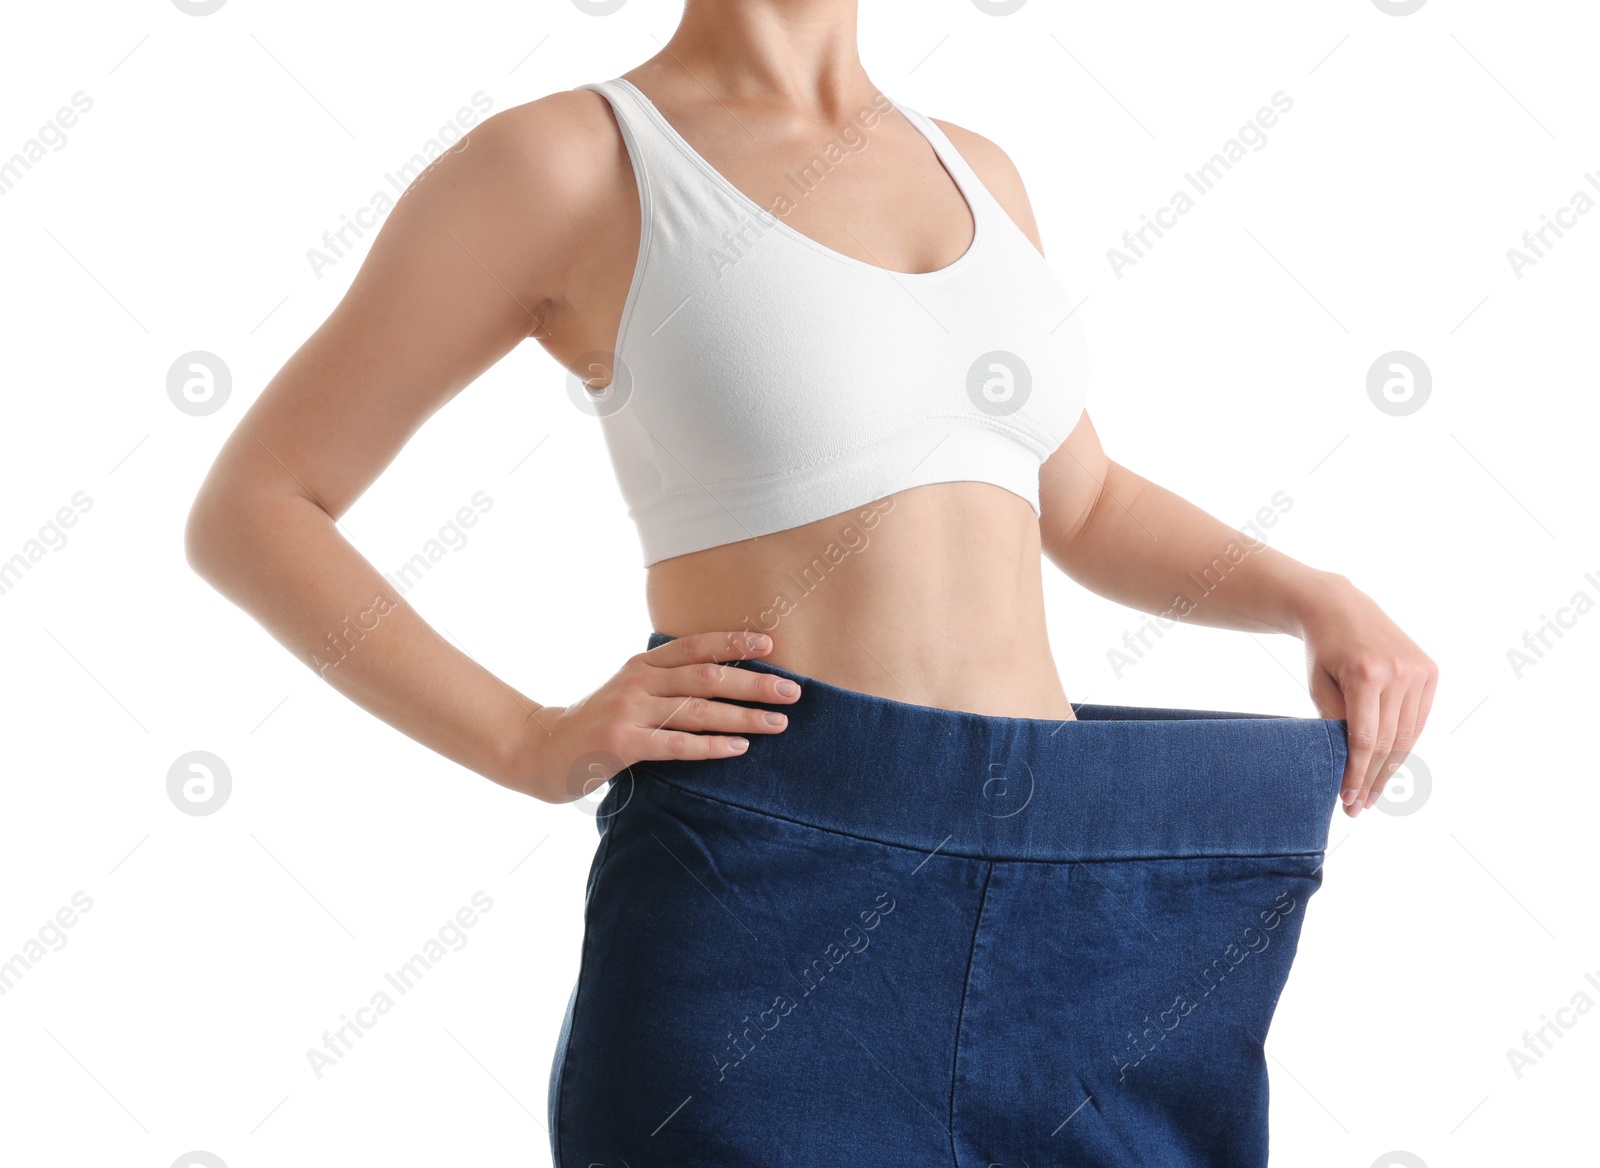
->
[1, 1, 1594, 1165]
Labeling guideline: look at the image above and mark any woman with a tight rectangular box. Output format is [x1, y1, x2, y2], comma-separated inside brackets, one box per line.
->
[186, 2, 1436, 1163]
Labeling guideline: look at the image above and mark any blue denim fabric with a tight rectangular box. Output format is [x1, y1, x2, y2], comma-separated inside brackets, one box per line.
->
[548, 632, 1349, 1167]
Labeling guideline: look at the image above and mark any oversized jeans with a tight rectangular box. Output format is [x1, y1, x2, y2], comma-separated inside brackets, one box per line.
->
[548, 632, 1348, 1166]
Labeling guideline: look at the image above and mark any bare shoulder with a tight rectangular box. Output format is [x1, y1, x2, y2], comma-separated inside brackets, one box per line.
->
[927, 116, 1044, 253]
[364, 87, 637, 307]
[435, 88, 635, 235]
[468, 87, 634, 196]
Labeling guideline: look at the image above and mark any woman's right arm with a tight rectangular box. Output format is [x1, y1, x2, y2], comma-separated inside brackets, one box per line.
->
[184, 93, 797, 803]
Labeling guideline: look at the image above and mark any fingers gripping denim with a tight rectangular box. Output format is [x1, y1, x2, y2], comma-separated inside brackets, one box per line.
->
[547, 634, 1348, 1167]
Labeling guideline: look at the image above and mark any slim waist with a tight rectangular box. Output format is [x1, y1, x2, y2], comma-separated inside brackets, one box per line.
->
[633, 631, 1348, 863]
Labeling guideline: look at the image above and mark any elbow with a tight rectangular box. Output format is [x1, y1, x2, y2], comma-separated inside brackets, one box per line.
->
[185, 474, 260, 588]
[184, 486, 229, 585]
[186, 473, 327, 591]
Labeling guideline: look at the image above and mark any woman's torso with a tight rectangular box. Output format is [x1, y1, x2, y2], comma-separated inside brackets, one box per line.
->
[539, 67, 1086, 719]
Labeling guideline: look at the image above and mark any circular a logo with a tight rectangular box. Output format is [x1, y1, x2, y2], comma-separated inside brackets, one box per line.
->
[570, 0, 629, 14]
[171, 1154, 229, 1168]
[1374, 753, 1432, 817]
[980, 759, 1034, 819]
[167, 351, 231, 416]
[1371, 0, 1428, 15]
[1366, 350, 1430, 416]
[971, 0, 1029, 14]
[566, 751, 634, 820]
[966, 350, 1032, 416]
[167, 751, 232, 817]
[1371, 1153, 1428, 1168]
[170, 0, 229, 15]
[566, 350, 632, 417]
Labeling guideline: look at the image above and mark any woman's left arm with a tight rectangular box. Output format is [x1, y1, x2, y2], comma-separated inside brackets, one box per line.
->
[935, 125, 1437, 816]
[1039, 412, 1439, 818]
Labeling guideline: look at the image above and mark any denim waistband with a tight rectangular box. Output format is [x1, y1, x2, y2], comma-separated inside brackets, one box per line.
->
[636, 632, 1348, 863]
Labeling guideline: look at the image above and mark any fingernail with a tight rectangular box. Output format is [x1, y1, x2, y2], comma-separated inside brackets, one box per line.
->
[1341, 790, 1357, 805]
[729, 737, 748, 752]
[764, 712, 787, 727]
[747, 633, 770, 651]
[775, 679, 801, 698]
[1364, 791, 1379, 809]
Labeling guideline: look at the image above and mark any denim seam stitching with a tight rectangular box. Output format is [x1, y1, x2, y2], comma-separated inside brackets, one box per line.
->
[948, 860, 995, 1167]
[1320, 717, 1338, 786]
[642, 771, 1327, 864]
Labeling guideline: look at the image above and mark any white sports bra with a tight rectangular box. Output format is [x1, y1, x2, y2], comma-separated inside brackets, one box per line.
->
[577, 77, 1091, 567]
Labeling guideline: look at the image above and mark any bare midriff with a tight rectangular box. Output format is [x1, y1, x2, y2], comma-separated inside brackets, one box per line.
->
[644, 480, 1076, 721]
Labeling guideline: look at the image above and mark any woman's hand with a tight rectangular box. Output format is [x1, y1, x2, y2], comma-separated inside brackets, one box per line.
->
[517, 631, 801, 804]
[1293, 575, 1439, 817]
